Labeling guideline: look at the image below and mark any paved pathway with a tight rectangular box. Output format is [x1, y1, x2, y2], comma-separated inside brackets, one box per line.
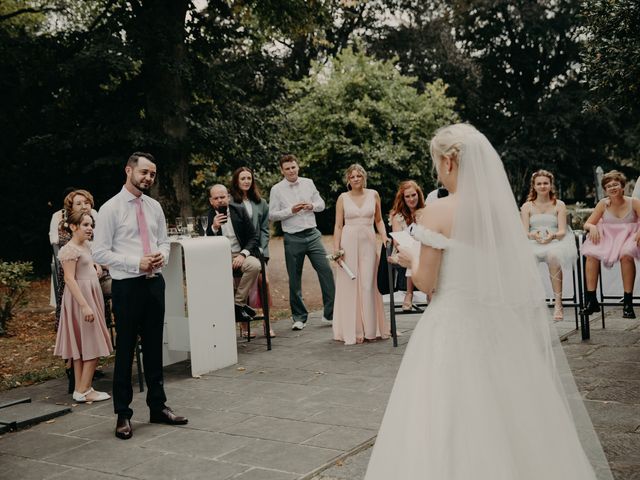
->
[0, 307, 638, 479]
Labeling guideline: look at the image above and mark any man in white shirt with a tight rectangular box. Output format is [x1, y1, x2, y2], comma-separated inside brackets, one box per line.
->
[425, 186, 449, 205]
[93, 152, 188, 440]
[269, 154, 335, 330]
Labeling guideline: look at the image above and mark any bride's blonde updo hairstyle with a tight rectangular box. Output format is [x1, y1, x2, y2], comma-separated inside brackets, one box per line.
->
[429, 123, 479, 167]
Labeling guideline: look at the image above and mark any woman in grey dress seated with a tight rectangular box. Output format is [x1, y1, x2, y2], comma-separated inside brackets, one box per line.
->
[520, 170, 577, 320]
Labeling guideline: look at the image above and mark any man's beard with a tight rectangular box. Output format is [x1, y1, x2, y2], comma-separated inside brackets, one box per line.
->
[133, 178, 152, 193]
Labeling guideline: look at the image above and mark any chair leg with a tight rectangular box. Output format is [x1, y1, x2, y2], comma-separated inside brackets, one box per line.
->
[261, 274, 272, 351]
[258, 257, 272, 350]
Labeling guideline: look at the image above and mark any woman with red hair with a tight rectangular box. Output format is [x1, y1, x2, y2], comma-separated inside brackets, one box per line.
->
[388, 180, 425, 310]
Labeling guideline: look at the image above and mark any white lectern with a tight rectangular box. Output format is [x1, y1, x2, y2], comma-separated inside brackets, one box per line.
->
[163, 237, 237, 376]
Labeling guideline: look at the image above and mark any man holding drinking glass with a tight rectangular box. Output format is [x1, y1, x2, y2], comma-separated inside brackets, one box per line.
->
[206, 184, 262, 326]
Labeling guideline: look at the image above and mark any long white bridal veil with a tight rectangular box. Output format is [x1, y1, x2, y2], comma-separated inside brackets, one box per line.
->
[447, 124, 612, 479]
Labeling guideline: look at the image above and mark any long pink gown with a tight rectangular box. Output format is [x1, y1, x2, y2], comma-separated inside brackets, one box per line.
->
[54, 243, 112, 361]
[333, 190, 389, 345]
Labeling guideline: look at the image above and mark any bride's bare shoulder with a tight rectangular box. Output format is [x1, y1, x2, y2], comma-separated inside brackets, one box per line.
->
[417, 197, 455, 237]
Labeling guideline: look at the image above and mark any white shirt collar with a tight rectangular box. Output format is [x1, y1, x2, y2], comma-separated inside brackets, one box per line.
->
[120, 185, 144, 203]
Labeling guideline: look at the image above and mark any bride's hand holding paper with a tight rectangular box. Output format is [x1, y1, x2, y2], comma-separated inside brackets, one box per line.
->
[390, 230, 420, 271]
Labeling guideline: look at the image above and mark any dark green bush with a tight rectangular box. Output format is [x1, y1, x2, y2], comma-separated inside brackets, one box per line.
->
[0, 260, 33, 335]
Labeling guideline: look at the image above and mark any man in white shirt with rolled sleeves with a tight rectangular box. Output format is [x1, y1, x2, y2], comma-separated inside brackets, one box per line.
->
[269, 154, 335, 330]
[93, 152, 188, 441]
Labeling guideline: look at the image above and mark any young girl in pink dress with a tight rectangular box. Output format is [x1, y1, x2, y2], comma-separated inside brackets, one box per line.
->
[581, 170, 640, 318]
[54, 211, 112, 402]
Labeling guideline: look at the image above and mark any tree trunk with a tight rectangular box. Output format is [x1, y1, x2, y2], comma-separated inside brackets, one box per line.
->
[132, 0, 192, 218]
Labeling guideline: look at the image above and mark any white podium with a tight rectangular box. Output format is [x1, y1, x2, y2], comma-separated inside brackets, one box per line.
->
[163, 237, 237, 376]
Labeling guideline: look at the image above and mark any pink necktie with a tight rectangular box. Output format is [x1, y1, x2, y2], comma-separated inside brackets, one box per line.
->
[134, 197, 152, 255]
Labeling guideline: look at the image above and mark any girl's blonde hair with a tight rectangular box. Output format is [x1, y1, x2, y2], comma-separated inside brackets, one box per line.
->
[345, 163, 367, 190]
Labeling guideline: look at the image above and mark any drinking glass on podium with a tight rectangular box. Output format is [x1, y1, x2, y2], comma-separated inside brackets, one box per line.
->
[200, 216, 209, 236]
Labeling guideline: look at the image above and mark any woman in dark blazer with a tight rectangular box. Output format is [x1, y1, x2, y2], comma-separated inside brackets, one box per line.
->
[230, 167, 274, 337]
[230, 167, 270, 259]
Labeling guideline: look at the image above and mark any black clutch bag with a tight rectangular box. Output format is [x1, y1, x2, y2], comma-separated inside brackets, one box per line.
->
[377, 244, 407, 294]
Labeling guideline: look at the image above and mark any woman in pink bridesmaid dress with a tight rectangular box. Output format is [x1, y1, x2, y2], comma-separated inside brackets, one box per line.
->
[581, 170, 640, 318]
[331, 164, 390, 345]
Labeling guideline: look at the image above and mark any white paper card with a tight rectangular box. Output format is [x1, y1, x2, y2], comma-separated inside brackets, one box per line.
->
[390, 230, 416, 247]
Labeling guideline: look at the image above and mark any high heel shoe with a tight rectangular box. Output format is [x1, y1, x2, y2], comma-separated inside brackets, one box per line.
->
[263, 324, 276, 338]
[553, 294, 563, 321]
[581, 298, 600, 316]
[402, 293, 413, 312]
[240, 328, 257, 339]
[623, 293, 636, 319]
[553, 303, 563, 321]
[623, 301, 636, 319]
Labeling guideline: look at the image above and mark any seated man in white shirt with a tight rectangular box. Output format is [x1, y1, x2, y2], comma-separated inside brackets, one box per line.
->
[206, 184, 262, 330]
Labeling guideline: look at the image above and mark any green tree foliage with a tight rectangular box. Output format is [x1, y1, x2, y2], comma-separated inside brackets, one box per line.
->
[236, 0, 389, 80]
[0, 1, 285, 270]
[281, 47, 458, 229]
[368, 0, 622, 201]
[581, 0, 640, 165]
[582, 0, 640, 117]
[0, 260, 33, 335]
[1, 0, 636, 271]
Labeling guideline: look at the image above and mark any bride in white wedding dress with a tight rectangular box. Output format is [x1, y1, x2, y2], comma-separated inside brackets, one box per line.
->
[364, 124, 612, 479]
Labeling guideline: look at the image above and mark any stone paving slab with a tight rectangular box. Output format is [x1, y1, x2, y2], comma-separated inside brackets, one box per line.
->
[313, 310, 640, 480]
[0, 310, 638, 479]
[0, 401, 71, 433]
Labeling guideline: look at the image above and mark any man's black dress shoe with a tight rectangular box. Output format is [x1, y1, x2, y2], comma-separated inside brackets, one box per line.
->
[242, 304, 257, 318]
[150, 407, 188, 425]
[235, 304, 252, 323]
[115, 417, 133, 440]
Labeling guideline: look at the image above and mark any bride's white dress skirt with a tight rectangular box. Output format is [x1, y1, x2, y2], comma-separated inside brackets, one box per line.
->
[365, 293, 602, 479]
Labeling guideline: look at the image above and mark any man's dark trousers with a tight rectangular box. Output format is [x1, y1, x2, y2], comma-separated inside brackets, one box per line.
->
[111, 275, 167, 419]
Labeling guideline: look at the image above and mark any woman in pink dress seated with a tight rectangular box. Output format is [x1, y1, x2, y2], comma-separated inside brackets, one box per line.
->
[581, 170, 640, 318]
[332, 164, 390, 345]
